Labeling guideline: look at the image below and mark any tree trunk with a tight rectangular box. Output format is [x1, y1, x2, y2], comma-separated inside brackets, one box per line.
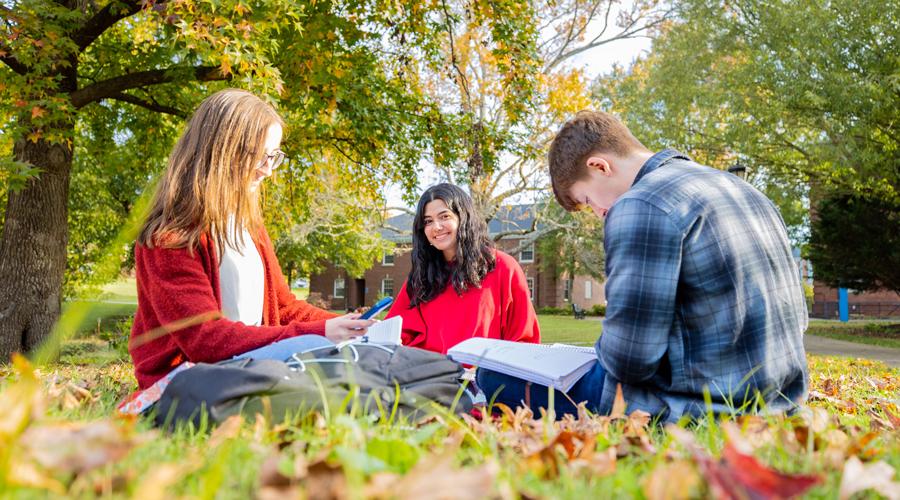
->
[0, 133, 72, 361]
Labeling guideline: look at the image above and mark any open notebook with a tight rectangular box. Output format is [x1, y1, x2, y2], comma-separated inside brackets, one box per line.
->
[361, 316, 402, 344]
[448, 338, 597, 392]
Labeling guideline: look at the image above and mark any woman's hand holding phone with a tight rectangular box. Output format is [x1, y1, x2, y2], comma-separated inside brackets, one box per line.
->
[324, 313, 375, 342]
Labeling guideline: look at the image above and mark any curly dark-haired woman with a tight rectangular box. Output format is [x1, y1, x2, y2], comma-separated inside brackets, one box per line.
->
[384, 183, 540, 353]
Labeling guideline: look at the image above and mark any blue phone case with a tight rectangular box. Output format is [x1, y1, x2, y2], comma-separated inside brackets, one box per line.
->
[360, 296, 394, 319]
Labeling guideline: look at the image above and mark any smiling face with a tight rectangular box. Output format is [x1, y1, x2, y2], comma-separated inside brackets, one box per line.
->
[422, 199, 460, 261]
[250, 123, 283, 193]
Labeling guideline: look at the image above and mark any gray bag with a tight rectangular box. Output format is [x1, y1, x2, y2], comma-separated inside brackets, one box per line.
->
[154, 343, 473, 428]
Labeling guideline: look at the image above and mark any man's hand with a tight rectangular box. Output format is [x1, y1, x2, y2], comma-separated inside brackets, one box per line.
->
[324, 313, 375, 342]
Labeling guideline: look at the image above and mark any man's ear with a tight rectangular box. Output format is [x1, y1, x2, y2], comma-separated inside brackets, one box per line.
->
[584, 155, 612, 176]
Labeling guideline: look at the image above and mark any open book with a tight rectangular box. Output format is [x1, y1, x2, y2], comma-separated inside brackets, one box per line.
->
[448, 338, 597, 392]
[362, 316, 402, 344]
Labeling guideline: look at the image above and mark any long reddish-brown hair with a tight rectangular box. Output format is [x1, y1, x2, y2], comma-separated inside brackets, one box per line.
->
[138, 89, 283, 253]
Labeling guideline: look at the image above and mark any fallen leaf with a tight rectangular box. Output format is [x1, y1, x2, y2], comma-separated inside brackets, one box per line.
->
[259, 453, 294, 490]
[0, 354, 45, 438]
[382, 453, 497, 500]
[642, 459, 700, 500]
[6, 460, 65, 494]
[570, 446, 617, 477]
[306, 459, 347, 500]
[22, 419, 147, 475]
[670, 424, 822, 499]
[838, 456, 900, 500]
[208, 414, 244, 448]
[610, 383, 626, 419]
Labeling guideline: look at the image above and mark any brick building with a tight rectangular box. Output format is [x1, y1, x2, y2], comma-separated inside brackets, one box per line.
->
[812, 285, 900, 318]
[309, 205, 606, 312]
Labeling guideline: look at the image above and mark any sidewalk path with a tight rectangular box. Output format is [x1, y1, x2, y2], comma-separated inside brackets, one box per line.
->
[804, 334, 900, 368]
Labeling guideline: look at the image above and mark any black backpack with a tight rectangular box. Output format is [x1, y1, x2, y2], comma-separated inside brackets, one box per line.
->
[154, 343, 473, 428]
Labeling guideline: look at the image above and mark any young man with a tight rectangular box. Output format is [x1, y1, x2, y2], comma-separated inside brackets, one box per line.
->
[477, 110, 808, 422]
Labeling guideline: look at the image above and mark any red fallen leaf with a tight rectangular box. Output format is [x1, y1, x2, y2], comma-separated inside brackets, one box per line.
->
[669, 424, 823, 499]
[721, 440, 822, 498]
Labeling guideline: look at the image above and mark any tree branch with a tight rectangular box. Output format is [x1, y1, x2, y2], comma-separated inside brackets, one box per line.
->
[108, 91, 186, 117]
[70, 65, 226, 108]
[71, 0, 144, 52]
[0, 45, 28, 75]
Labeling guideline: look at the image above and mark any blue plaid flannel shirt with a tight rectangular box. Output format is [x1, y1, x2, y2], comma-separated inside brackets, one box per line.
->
[595, 150, 809, 422]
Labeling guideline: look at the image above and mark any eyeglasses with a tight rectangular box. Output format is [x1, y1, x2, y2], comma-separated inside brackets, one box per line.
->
[258, 149, 287, 170]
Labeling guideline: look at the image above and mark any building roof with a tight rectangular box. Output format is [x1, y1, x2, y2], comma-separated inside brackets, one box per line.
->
[380, 204, 537, 243]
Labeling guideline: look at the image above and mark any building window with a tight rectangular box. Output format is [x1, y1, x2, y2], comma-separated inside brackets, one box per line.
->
[382, 251, 395, 266]
[526, 277, 535, 302]
[381, 278, 394, 297]
[585, 280, 592, 299]
[333, 278, 345, 299]
[519, 243, 534, 263]
[563, 278, 572, 301]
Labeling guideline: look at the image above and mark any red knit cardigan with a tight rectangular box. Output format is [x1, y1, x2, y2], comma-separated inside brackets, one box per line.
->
[129, 228, 337, 389]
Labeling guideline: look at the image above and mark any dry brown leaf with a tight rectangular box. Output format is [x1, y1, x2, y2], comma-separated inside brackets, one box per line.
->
[641, 459, 700, 500]
[570, 446, 617, 478]
[259, 453, 294, 490]
[208, 414, 244, 448]
[610, 383, 626, 419]
[838, 456, 900, 500]
[6, 460, 65, 494]
[258, 485, 303, 500]
[386, 453, 497, 500]
[524, 429, 597, 478]
[132, 463, 186, 500]
[306, 459, 347, 500]
[0, 354, 45, 437]
[362, 472, 402, 499]
[21, 419, 147, 475]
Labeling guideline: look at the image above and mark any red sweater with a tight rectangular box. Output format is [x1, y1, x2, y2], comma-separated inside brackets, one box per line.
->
[384, 250, 540, 354]
[129, 228, 337, 389]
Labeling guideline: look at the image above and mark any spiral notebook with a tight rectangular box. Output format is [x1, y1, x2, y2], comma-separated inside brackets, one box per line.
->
[447, 338, 597, 392]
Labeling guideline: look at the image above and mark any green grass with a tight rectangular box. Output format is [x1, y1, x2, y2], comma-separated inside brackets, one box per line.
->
[806, 320, 900, 349]
[4, 309, 897, 498]
[3, 335, 897, 499]
[538, 315, 601, 346]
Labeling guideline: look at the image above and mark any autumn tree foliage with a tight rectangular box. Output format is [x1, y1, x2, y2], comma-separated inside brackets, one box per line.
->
[597, 0, 900, 270]
[0, 0, 466, 360]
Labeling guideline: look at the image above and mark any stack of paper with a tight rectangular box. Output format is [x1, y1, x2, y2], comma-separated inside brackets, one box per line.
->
[362, 316, 402, 344]
[448, 338, 597, 392]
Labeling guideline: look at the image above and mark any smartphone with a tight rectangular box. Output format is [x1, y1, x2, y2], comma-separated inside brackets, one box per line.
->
[360, 296, 394, 320]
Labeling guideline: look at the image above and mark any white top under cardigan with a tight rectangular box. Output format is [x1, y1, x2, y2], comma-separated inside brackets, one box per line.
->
[218, 221, 265, 326]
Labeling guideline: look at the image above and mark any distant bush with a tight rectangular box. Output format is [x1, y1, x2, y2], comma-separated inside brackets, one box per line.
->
[589, 304, 606, 316]
[537, 306, 570, 316]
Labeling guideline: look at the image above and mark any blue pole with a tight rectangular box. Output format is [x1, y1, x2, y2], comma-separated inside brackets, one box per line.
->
[838, 288, 849, 322]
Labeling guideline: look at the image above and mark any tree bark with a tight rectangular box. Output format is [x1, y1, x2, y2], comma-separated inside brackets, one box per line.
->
[0, 132, 72, 361]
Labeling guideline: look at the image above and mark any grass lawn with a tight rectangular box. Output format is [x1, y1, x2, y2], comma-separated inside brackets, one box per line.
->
[2, 310, 899, 498]
[806, 319, 900, 349]
[538, 315, 601, 346]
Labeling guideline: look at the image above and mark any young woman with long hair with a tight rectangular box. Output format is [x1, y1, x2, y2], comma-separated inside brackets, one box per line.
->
[384, 183, 540, 353]
[129, 89, 373, 390]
